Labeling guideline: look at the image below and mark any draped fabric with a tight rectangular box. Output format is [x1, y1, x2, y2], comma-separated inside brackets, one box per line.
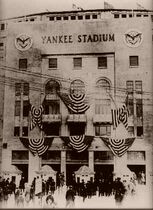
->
[58, 92, 90, 114]
[20, 137, 53, 156]
[61, 135, 93, 153]
[100, 137, 135, 157]
[30, 105, 44, 130]
[111, 104, 129, 130]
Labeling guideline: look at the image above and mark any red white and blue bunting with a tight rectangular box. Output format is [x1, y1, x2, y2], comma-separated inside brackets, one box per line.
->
[58, 92, 90, 114]
[100, 137, 135, 157]
[30, 105, 44, 130]
[20, 137, 53, 156]
[61, 135, 93, 153]
[111, 104, 129, 130]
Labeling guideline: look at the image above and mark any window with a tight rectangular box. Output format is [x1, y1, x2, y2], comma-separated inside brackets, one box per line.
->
[122, 14, 127, 18]
[23, 83, 29, 96]
[92, 14, 97, 19]
[98, 57, 107, 68]
[15, 101, 21, 116]
[128, 98, 134, 115]
[12, 151, 29, 160]
[95, 124, 111, 136]
[95, 99, 111, 114]
[136, 14, 141, 17]
[30, 18, 35, 21]
[85, 15, 90, 19]
[114, 14, 119, 18]
[70, 80, 85, 95]
[137, 126, 143, 137]
[71, 16, 76, 20]
[44, 100, 60, 114]
[43, 123, 60, 136]
[127, 151, 145, 161]
[135, 81, 142, 93]
[56, 16, 61, 20]
[19, 59, 27, 69]
[49, 16, 54, 21]
[129, 14, 133, 18]
[126, 81, 134, 93]
[94, 151, 114, 161]
[15, 83, 21, 96]
[49, 58, 57, 69]
[22, 127, 28, 136]
[1, 23, 5, 30]
[73, 57, 82, 69]
[45, 80, 60, 95]
[78, 15, 83, 20]
[0, 43, 4, 47]
[69, 123, 85, 135]
[14, 127, 20, 136]
[96, 79, 110, 93]
[129, 56, 139, 67]
[63, 16, 69, 20]
[23, 101, 29, 117]
[128, 126, 134, 136]
[136, 99, 143, 117]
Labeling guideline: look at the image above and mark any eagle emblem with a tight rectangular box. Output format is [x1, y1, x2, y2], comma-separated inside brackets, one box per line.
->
[124, 30, 143, 47]
[15, 34, 33, 51]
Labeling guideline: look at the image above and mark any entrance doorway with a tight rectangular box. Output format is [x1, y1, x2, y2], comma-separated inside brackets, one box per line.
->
[16, 164, 28, 182]
[127, 164, 146, 184]
[94, 164, 114, 182]
[66, 164, 84, 186]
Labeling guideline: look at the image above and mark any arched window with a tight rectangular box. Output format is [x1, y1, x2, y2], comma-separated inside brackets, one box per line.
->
[70, 79, 85, 95]
[45, 80, 60, 95]
[96, 79, 110, 93]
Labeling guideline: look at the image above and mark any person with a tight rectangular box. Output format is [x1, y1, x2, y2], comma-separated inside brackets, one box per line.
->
[65, 185, 75, 208]
[114, 177, 126, 206]
[44, 191, 56, 208]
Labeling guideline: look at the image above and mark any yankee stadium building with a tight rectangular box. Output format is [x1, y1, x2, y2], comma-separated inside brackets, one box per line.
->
[0, 8, 153, 188]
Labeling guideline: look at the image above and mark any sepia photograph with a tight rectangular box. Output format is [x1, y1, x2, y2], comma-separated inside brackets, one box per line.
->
[0, 0, 153, 208]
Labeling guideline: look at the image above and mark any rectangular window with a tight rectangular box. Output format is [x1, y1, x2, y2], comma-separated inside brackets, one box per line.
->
[92, 14, 97, 19]
[78, 15, 83, 20]
[15, 101, 21, 116]
[0, 43, 4, 47]
[114, 14, 119, 18]
[56, 16, 61, 20]
[14, 127, 20, 136]
[69, 124, 85, 136]
[23, 83, 29, 96]
[63, 16, 69, 20]
[129, 14, 133, 18]
[95, 99, 111, 114]
[85, 15, 90, 19]
[15, 83, 21, 96]
[1, 24, 5, 30]
[44, 124, 60, 136]
[128, 126, 134, 136]
[135, 81, 142, 93]
[49, 58, 57, 69]
[95, 124, 111, 136]
[44, 100, 60, 114]
[122, 14, 127, 18]
[22, 127, 28, 136]
[126, 81, 134, 93]
[73, 57, 82, 69]
[12, 150, 29, 160]
[23, 101, 29, 117]
[137, 126, 143, 137]
[49, 16, 54, 21]
[98, 57, 107, 68]
[19, 59, 27, 69]
[136, 99, 143, 117]
[71, 16, 76, 20]
[129, 56, 139, 67]
[128, 98, 134, 115]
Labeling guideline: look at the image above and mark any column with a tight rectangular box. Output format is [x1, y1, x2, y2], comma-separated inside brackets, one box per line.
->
[88, 151, 94, 172]
[114, 154, 127, 179]
[61, 150, 66, 182]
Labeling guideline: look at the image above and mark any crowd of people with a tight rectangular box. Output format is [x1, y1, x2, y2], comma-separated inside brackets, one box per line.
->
[0, 171, 143, 208]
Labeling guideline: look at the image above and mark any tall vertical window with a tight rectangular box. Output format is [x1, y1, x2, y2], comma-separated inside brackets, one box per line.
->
[22, 127, 28, 136]
[135, 81, 142, 93]
[73, 57, 82, 69]
[95, 124, 111, 136]
[15, 101, 21, 116]
[98, 57, 107, 68]
[1, 23, 5, 30]
[19, 59, 27, 70]
[129, 56, 139, 67]
[15, 83, 22, 96]
[23, 83, 29, 96]
[136, 99, 143, 117]
[95, 99, 111, 114]
[128, 98, 134, 115]
[126, 81, 134, 93]
[23, 101, 30, 117]
[14, 127, 20, 136]
[49, 58, 57, 69]
[96, 79, 110, 93]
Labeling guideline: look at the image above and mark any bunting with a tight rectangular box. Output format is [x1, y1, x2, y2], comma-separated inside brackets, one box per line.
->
[111, 104, 129, 130]
[20, 137, 53, 156]
[30, 105, 44, 130]
[61, 135, 93, 152]
[58, 92, 90, 114]
[100, 137, 135, 157]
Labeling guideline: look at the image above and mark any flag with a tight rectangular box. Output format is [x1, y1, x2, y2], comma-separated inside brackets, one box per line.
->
[20, 137, 53, 156]
[30, 105, 44, 130]
[58, 92, 90, 114]
[136, 3, 145, 10]
[111, 100, 129, 130]
[61, 135, 93, 152]
[100, 137, 135, 157]
[104, 1, 114, 9]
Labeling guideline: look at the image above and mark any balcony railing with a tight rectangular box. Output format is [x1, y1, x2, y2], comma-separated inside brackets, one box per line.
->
[42, 114, 62, 123]
[67, 114, 87, 123]
[93, 114, 112, 123]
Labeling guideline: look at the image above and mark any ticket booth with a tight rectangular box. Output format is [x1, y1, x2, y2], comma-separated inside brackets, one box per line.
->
[75, 165, 95, 183]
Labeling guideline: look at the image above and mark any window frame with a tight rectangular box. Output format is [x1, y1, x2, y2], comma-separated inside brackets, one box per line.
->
[95, 124, 111, 136]
[48, 58, 58, 69]
[129, 56, 139, 67]
[98, 57, 107, 69]
[73, 57, 82, 69]
[19, 59, 27, 70]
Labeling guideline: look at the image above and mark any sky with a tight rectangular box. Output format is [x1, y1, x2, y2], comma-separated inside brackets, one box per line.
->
[0, 0, 152, 19]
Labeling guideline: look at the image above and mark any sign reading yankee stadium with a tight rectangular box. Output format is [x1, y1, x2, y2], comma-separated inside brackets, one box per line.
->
[41, 33, 115, 44]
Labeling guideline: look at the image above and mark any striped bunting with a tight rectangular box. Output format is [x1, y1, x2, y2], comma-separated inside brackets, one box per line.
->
[30, 105, 44, 130]
[20, 137, 53, 156]
[61, 135, 93, 152]
[100, 137, 135, 157]
[58, 92, 90, 114]
[111, 104, 129, 130]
